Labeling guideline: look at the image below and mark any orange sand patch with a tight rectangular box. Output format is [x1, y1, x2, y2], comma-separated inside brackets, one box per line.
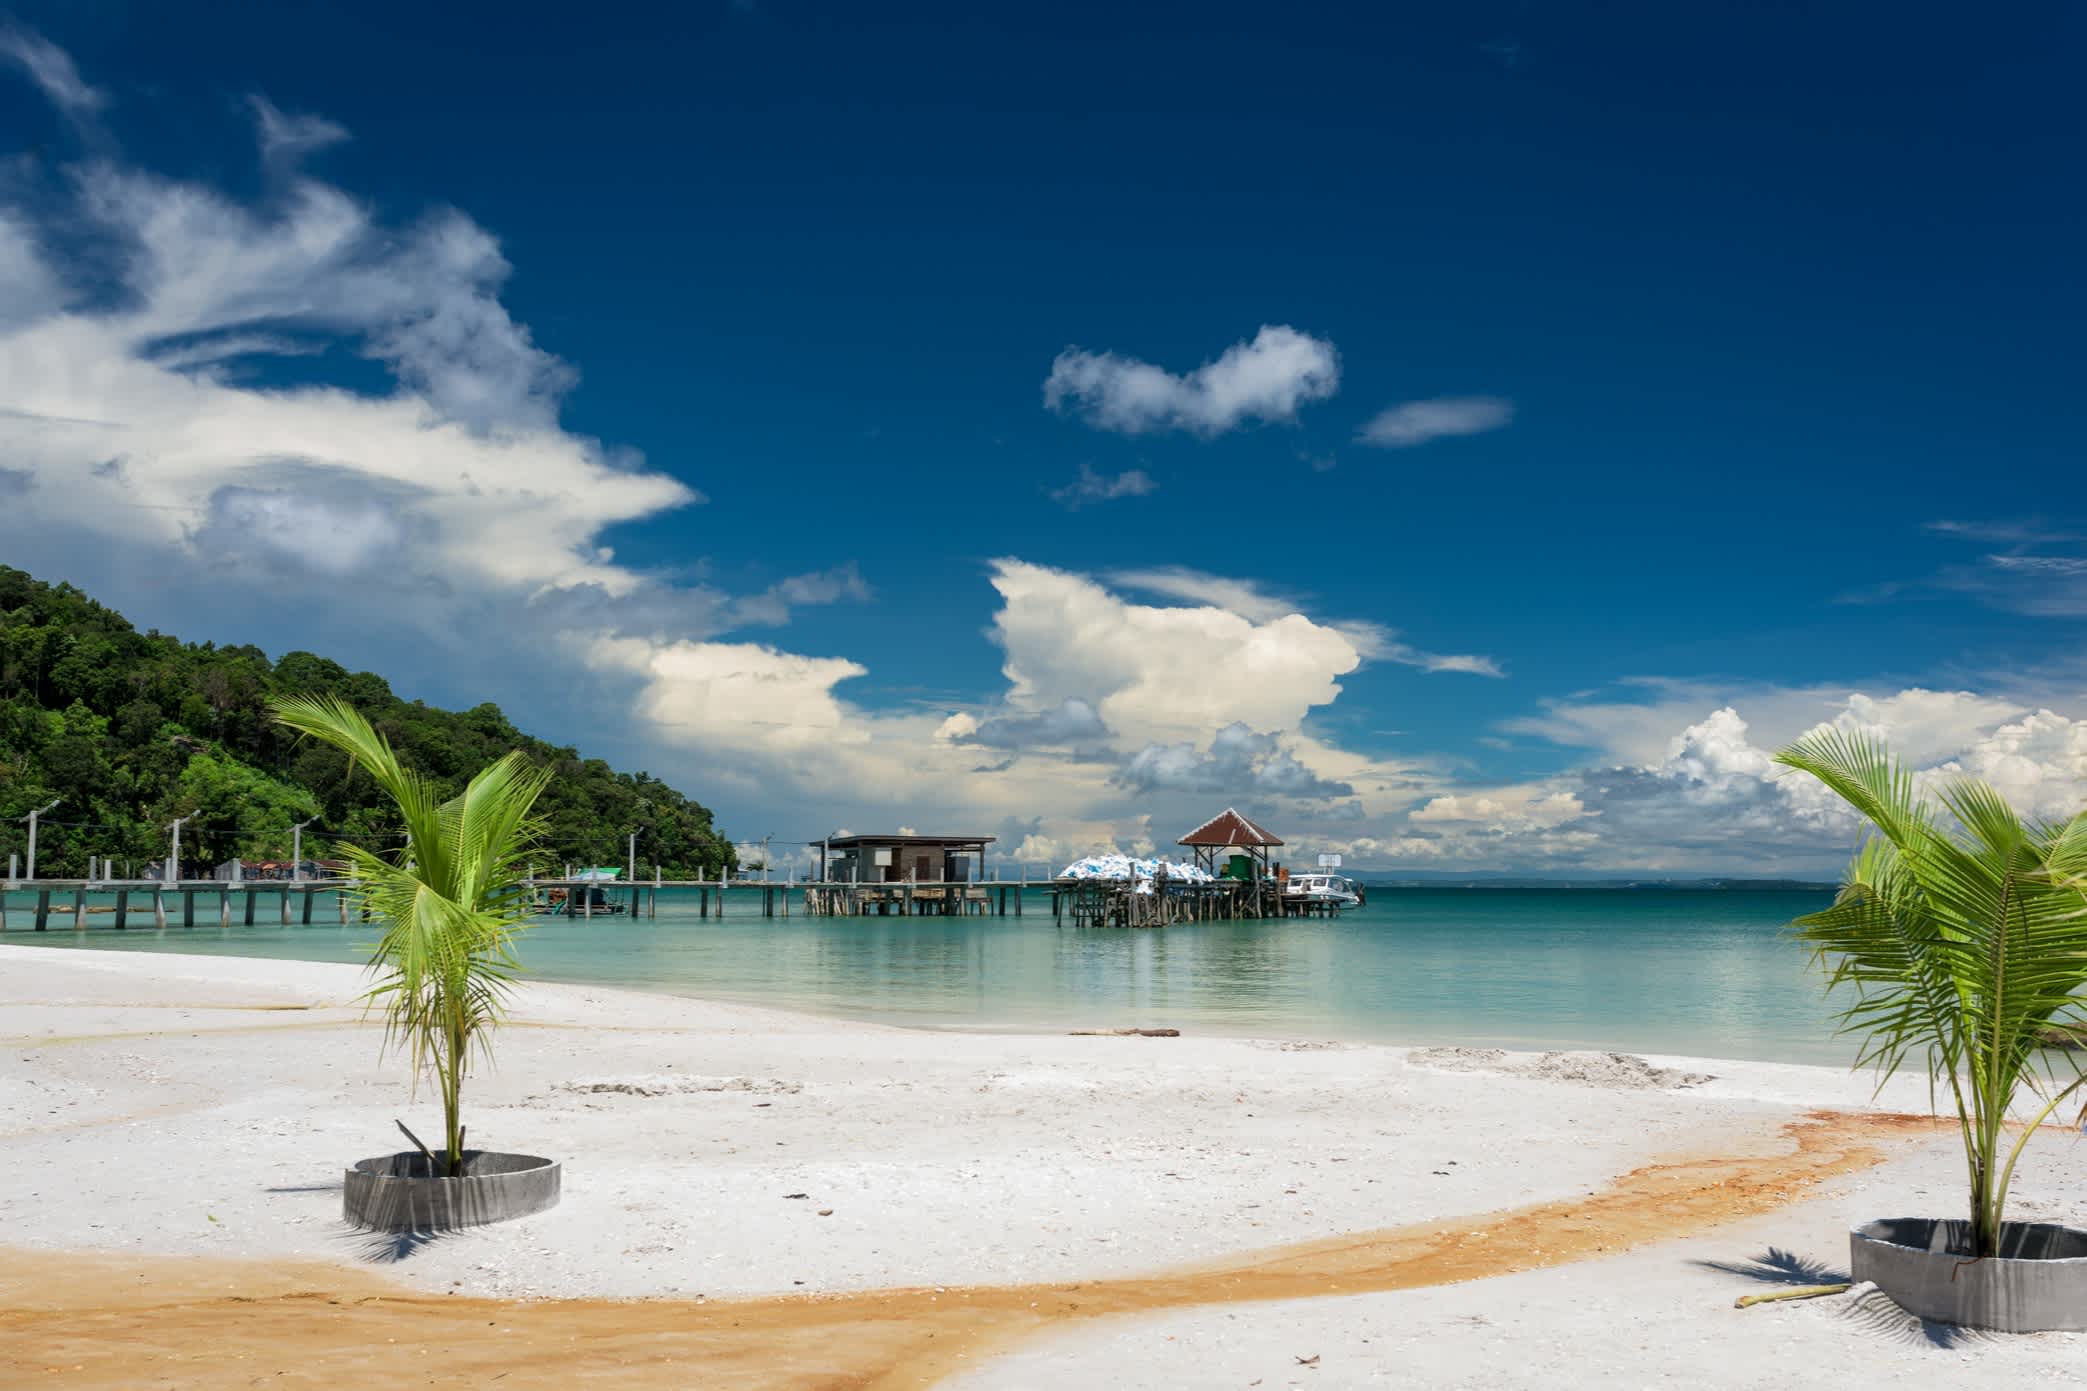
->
[0, 1110, 1937, 1391]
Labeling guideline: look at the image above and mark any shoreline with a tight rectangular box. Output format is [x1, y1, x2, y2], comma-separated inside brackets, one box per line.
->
[8, 943, 2087, 1387]
[0, 918, 1851, 1065]
[4, 937, 1849, 1076]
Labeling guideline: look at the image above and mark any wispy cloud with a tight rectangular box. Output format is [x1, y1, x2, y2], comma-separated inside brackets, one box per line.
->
[1854, 519, 2087, 616]
[1924, 519, 2083, 545]
[0, 24, 107, 120]
[1045, 325, 1339, 436]
[1357, 395, 1514, 449]
[1050, 463, 1157, 509]
[1106, 566, 1298, 622]
[1337, 621, 1506, 677]
[249, 94, 349, 168]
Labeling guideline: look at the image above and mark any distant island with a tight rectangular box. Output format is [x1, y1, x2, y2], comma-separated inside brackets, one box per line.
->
[0, 567, 737, 879]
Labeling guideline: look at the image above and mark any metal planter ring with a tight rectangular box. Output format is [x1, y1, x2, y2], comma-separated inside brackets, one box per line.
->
[343, 1150, 561, 1232]
[1851, 1217, 2087, 1332]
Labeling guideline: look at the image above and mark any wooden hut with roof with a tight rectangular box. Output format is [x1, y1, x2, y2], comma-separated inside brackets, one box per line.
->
[1177, 806, 1284, 883]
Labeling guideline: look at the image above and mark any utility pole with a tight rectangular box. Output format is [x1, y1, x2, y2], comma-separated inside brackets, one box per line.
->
[167, 814, 193, 886]
[627, 829, 640, 886]
[292, 820, 313, 881]
[764, 833, 773, 884]
[21, 800, 59, 881]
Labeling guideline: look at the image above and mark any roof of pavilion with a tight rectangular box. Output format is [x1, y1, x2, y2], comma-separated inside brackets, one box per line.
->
[1175, 807, 1284, 848]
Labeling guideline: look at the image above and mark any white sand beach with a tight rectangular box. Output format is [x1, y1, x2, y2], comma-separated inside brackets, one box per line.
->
[4, 942, 2086, 1389]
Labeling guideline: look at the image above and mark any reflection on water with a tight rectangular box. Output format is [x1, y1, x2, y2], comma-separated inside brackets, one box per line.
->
[0, 886, 1845, 1062]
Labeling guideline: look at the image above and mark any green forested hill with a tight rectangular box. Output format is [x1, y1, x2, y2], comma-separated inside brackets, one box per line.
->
[0, 567, 737, 879]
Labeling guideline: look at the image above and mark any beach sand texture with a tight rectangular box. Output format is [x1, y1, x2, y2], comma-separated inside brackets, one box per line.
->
[4, 944, 2085, 1388]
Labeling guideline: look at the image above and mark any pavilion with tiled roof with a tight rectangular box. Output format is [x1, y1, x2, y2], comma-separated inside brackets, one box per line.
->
[1177, 807, 1284, 880]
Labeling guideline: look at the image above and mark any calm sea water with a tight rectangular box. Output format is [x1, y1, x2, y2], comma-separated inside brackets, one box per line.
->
[0, 886, 1849, 1063]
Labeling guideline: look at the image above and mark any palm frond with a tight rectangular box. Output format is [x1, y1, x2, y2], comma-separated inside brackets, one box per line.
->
[269, 694, 549, 1174]
[1778, 732, 2087, 1258]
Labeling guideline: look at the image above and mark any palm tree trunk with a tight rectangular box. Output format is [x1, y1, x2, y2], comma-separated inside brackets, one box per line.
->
[443, 1019, 466, 1177]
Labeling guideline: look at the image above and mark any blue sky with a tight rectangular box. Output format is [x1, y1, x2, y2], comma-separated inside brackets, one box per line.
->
[4, 3, 2085, 874]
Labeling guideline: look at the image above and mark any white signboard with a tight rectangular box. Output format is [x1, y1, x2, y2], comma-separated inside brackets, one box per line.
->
[1317, 853, 1342, 869]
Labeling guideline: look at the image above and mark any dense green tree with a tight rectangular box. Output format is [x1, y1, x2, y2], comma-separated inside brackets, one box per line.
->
[0, 566, 737, 878]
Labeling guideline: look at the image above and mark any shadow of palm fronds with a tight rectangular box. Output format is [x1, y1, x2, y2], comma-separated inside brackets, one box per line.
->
[333, 1221, 455, 1264]
[1837, 1284, 2002, 1350]
[1692, 1246, 1851, 1287]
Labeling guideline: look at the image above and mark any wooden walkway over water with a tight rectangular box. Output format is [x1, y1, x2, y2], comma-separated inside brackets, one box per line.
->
[0, 875, 1343, 931]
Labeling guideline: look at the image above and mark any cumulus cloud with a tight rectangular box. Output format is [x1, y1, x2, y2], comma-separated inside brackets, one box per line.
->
[1407, 687, 2087, 873]
[1356, 396, 1514, 449]
[1117, 722, 1354, 799]
[1106, 570, 1502, 678]
[1106, 567, 1298, 623]
[197, 485, 408, 577]
[602, 557, 1444, 864]
[1049, 464, 1156, 509]
[988, 559, 1365, 746]
[1410, 788, 1587, 828]
[1044, 325, 1339, 436]
[941, 697, 1110, 750]
[0, 39, 871, 655]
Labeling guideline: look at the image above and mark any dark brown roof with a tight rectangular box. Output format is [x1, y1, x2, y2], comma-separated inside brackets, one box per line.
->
[1176, 807, 1283, 848]
[823, 834, 996, 849]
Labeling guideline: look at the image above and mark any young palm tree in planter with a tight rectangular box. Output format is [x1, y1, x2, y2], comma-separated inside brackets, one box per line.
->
[1778, 728, 2087, 1330]
[273, 694, 562, 1230]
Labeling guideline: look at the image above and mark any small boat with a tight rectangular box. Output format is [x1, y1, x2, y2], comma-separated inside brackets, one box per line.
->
[1282, 873, 1362, 911]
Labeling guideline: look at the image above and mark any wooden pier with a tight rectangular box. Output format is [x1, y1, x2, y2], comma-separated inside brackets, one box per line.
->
[0, 878, 357, 932]
[0, 873, 1345, 931]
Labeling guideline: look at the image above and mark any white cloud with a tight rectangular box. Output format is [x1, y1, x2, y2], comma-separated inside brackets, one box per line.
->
[988, 559, 1364, 746]
[0, 50, 829, 653]
[0, 215, 65, 329]
[249, 94, 350, 167]
[1407, 687, 2087, 874]
[1050, 464, 1157, 509]
[1337, 622, 1506, 677]
[0, 34, 889, 814]
[1044, 325, 1339, 436]
[724, 564, 873, 629]
[1117, 723, 1353, 799]
[945, 697, 1110, 750]
[1410, 788, 1587, 828]
[603, 558, 1451, 862]
[1106, 567, 1298, 623]
[1106, 569, 1503, 678]
[0, 24, 107, 119]
[200, 486, 407, 577]
[1357, 396, 1514, 449]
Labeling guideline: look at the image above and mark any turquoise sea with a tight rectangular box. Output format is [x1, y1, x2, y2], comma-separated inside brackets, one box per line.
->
[0, 886, 1849, 1064]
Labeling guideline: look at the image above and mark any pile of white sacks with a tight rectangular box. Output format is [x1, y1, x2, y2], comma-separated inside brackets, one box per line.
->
[1057, 853, 1216, 894]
